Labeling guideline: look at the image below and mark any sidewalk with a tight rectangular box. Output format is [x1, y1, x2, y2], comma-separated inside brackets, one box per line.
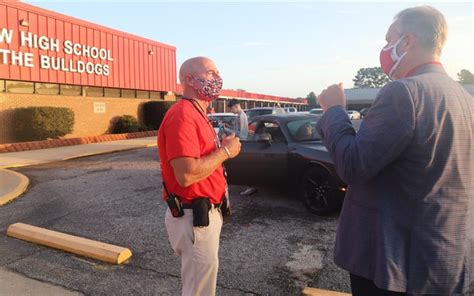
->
[0, 137, 157, 294]
[0, 268, 82, 296]
[0, 137, 157, 169]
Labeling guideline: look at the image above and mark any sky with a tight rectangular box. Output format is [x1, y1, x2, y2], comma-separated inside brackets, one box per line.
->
[25, 1, 473, 98]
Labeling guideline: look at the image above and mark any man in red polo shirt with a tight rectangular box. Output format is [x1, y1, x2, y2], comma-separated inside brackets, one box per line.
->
[158, 56, 241, 296]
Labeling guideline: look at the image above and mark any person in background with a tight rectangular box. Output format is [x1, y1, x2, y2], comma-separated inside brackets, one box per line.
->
[227, 98, 248, 140]
[274, 103, 286, 114]
[227, 99, 257, 196]
[207, 104, 216, 114]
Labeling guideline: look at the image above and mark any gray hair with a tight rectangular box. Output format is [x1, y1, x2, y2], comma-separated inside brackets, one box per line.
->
[395, 6, 448, 56]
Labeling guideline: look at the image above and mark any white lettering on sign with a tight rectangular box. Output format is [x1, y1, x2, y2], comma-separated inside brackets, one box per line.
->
[63, 40, 113, 61]
[63, 40, 73, 55]
[73, 43, 82, 56]
[38, 56, 109, 76]
[1, 27, 114, 76]
[24, 52, 34, 67]
[0, 49, 34, 67]
[20, 31, 60, 52]
[103, 64, 110, 76]
[0, 28, 13, 44]
[0, 49, 10, 64]
[40, 55, 50, 69]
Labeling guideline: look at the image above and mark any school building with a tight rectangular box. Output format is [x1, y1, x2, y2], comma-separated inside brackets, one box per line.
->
[0, 1, 307, 144]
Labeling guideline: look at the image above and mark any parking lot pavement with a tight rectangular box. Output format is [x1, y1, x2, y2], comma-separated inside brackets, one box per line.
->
[0, 147, 350, 295]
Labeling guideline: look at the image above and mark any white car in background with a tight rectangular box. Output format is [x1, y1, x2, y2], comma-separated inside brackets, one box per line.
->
[309, 108, 324, 115]
[284, 107, 298, 113]
[347, 110, 361, 120]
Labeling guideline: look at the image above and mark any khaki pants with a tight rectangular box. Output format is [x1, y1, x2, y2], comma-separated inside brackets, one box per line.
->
[165, 207, 223, 296]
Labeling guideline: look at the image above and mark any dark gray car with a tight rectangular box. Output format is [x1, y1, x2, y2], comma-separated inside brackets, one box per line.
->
[226, 113, 352, 215]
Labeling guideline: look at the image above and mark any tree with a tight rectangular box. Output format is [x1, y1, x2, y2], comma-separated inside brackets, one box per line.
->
[457, 69, 474, 85]
[306, 91, 317, 105]
[353, 67, 390, 88]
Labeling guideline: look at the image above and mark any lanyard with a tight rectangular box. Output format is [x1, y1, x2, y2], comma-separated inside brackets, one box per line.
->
[181, 98, 229, 188]
[182, 98, 228, 179]
[182, 98, 221, 150]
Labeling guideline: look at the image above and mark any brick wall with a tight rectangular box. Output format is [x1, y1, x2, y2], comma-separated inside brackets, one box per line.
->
[0, 92, 175, 144]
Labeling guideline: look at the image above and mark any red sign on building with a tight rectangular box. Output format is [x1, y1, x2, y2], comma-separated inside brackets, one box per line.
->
[0, 1, 178, 92]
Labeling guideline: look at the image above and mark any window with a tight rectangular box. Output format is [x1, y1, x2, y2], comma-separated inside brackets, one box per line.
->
[264, 122, 286, 143]
[246, 121, 285, 143]
[84, 86, 104, 97]
[150, 91, 162, 100]
[6, 80, 34, 94]
[35, 83, 59, 95]
[121, 89, 136, 98]
[60, 84, 82, 96]
[93, 102, 106, 113]
[287, 118, 321, 142]
[0, 79, 5, 92]
[104, 88, 121, 98]
[136, 90, 149, 99]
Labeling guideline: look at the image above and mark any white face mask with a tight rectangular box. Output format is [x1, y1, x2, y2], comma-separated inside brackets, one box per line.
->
[380, 35, 408, 79]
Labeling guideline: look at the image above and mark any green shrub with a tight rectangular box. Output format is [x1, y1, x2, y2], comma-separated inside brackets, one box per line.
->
[142, 101, 176, 130]
[12, 107, 74, 141]
[111, 115, 140, 134]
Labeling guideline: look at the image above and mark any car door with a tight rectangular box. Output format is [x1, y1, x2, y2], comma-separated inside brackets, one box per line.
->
[225, 119, 289, 186]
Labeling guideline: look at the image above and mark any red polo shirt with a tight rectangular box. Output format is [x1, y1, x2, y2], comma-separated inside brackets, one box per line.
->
[158, 99, 226, 205]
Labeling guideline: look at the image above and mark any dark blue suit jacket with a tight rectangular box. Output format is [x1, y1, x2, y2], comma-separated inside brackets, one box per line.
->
[317, 64, 474, 294]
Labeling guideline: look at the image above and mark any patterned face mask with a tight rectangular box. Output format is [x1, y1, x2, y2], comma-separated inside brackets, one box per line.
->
[194, 75, 223, 101]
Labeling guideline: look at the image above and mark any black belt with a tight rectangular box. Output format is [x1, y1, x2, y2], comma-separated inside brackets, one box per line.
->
[182, 203, 221, 209]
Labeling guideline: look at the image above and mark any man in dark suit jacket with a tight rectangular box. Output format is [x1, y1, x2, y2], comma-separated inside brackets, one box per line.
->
[316, 6, 474, 295]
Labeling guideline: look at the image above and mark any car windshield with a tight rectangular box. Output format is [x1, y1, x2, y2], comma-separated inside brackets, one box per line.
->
[208, 115, 236, 128]
[246, 109, 273, 118]
[286, 118, 321, 142]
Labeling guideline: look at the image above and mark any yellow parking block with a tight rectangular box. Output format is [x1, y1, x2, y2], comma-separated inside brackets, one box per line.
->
[7, 223, 132, 264]
[302, 287, 351, 296]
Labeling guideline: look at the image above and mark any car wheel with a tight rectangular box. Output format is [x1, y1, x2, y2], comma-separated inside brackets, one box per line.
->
[300, 167, 342, 215]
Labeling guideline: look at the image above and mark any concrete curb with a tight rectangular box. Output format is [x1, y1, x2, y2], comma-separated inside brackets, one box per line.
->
[0, 162, 48, 170]
[0, 131, 157, 153]
[61, 143, 158, 161]
[0, 169, 30, 206]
